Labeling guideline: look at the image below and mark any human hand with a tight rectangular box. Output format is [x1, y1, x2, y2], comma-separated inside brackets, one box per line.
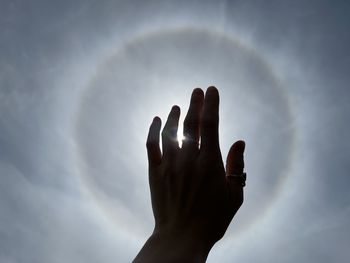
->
[134, 87, 246, 263]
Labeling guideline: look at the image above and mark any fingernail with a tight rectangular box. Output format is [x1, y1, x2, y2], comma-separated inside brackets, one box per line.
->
[237, 140, 245, 153]
[193, 87, 202, 93]
[207, 86, 218, 93]
[172, 105, 180, 113]
[153, 116, 161, 124]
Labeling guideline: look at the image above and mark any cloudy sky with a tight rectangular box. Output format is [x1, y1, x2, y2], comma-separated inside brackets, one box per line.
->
[1, 0, 349, 262]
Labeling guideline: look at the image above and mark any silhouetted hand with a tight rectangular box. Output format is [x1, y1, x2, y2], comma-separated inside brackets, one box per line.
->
[133, 87, 246, 263]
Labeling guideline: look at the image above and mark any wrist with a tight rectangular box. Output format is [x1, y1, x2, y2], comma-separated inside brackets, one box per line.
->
[133, 228, 214, 263]
[155, 227, 213, 259]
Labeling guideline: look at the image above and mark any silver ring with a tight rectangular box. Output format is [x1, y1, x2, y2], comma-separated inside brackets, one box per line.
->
[227, 172, 247, 187]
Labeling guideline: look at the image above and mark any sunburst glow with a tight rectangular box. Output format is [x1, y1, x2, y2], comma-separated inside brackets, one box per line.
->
[177, 123, 185, 148]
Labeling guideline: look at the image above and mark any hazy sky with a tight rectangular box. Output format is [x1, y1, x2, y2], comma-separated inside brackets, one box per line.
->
[1, 1, 349, 262]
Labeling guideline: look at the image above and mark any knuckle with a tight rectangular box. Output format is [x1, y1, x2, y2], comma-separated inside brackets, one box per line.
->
[201, 121, 217, 130]
[183, 118, 191, 127]
[201, 116, 218, 127]
[162, 127, 177, 138]
[146, 140, 156, 149]
[184, 118, 199, 129]
[161, 129, 167, 137]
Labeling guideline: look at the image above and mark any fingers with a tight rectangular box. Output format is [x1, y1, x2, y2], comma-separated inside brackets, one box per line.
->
[162, 105, 181, 158]
[200, 86, 220, 152]
[182, 88, 204, 150]
[146, 117, 162, 167]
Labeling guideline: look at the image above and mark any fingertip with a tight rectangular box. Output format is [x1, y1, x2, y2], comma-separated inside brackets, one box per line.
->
[207, 86, 218, 95]
[204, 86, 219, 106]
[190, 88, 204, 106]
[235, 140, 246, 153]
[193, 87, 204, 96]
[172, 105, 181, 114]
[153, 116, 161, 125]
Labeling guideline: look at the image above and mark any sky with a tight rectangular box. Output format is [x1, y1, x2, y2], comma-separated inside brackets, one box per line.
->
[0, 0, 349, 262]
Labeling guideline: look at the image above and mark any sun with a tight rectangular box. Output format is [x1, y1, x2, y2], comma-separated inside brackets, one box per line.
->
[177, 122, 185, 148]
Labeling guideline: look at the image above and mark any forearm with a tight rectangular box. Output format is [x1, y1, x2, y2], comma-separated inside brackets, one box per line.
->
[133, 230, 213, 263]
